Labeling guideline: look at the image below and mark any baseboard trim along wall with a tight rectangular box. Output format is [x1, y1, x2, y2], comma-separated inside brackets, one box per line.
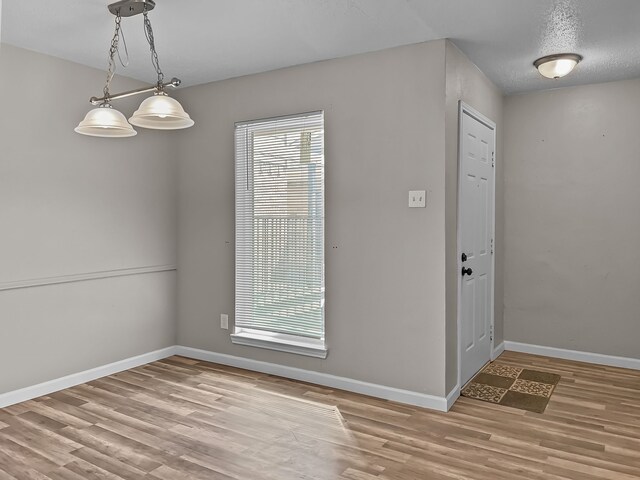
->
[504, 341, 640, 371]
[446, 384, 461, 410]
[174, 346, 451, 412]
[0, 345, 450, 412]
[492, 341, 506, 360]
[0, 346, 177, 409]
[3, 342, 638, 411]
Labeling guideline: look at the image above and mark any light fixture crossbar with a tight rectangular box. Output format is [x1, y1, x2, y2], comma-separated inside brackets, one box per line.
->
[89, 77, 181, 105]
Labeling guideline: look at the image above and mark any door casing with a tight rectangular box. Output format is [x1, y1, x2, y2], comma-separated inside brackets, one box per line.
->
[456, 101, 497, 389]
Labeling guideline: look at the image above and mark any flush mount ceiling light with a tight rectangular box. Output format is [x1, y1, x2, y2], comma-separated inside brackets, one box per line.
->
[75, 0, 194, 138]
[534, 53, 583, 79]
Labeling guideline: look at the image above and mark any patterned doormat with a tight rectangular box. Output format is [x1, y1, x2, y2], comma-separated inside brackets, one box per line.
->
[461, 363, 561, 413]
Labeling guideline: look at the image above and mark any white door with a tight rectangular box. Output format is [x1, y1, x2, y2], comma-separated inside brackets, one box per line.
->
[459, 104, 495, 387]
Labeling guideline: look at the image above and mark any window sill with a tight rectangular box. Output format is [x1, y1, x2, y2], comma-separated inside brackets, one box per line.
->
[230, 329, 328, 359]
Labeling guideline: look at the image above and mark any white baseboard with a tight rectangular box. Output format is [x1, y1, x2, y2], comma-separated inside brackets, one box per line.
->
[4, 341, 636, 413]
[504, 341, 640, 371]
[7, 340, 635, 414]
[175, 346, 450, 412]
[492, 341, 506, 360]
[446, 384, 460, 410]
[0, 344, 450, 412]
[29, 341, 637, 414]
[0, 346, 177, 409]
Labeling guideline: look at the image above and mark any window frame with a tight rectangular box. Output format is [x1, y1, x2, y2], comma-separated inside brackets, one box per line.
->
[231, 111, 327, 359]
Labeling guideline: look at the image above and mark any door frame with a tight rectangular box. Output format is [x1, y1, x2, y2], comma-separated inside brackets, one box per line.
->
[456, 101, 497, 389]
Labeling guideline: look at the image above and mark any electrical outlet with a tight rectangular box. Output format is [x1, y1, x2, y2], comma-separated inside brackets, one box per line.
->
[408, 190, 426, 208]
[220, 314, 229, 330]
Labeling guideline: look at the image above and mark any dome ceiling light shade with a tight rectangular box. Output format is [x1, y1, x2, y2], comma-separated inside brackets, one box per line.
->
[76, 0, 193, 137]
[129, 92, 194, 129]
[534, 53, 583, 79]
[75, 104, 137, 137]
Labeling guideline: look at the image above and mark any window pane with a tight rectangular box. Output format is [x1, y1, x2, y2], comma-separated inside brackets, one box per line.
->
[235, 112, 325, 339]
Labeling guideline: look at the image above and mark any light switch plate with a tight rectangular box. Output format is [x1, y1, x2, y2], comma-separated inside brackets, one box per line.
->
[408, 190, 426, 208]
[220, 314, 229, 330]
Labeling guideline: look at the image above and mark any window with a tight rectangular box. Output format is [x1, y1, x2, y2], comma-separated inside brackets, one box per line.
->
[232, 111, 326, 358]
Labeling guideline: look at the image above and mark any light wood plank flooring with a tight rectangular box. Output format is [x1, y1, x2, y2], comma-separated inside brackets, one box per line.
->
[0, 351, 639, 479]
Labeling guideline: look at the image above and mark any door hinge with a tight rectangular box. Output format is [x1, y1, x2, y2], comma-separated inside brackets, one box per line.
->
[492, 151, 495, 168]
[490, 324, 494, 342]
[491, 238, 494, 255]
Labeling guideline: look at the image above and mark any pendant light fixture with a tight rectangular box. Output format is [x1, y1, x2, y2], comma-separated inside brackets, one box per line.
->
[534, 53, 583, 79]
[75, 0, 194, 137]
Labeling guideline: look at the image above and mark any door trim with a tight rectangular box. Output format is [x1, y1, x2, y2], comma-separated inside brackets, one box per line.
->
[456, 101, 497, 388]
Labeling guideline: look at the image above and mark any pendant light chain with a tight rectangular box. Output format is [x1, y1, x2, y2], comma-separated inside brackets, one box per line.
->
[103, 12, 124, 103]
[143, 8, 165, 89]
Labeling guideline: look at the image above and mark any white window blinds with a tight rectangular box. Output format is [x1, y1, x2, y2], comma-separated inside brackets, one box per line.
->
[235, 111, 325, 340]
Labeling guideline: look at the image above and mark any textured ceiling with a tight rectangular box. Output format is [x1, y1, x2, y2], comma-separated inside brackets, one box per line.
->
[2, 0, 640, 94]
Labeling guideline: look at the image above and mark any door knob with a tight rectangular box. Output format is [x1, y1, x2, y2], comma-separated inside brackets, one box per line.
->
[461, 253, 468, 262]
[462, 266, 473, 276]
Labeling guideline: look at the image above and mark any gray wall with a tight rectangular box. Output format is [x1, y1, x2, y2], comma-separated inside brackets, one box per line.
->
[444, 42, 504, 393]
[0, 44, 178, 394]
[504, 78, 640, 359]
[7, 32, 632, 402]
[176, 41, 450, 397]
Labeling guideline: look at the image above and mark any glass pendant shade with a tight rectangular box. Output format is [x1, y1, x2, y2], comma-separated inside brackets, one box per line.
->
[75, 104, 137, 137]
[129, 92, 194, 130]
[534, 54, 582, 79]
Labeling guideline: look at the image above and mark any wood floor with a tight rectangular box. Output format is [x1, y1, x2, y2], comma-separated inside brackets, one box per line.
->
[0, 351, 639, 480]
